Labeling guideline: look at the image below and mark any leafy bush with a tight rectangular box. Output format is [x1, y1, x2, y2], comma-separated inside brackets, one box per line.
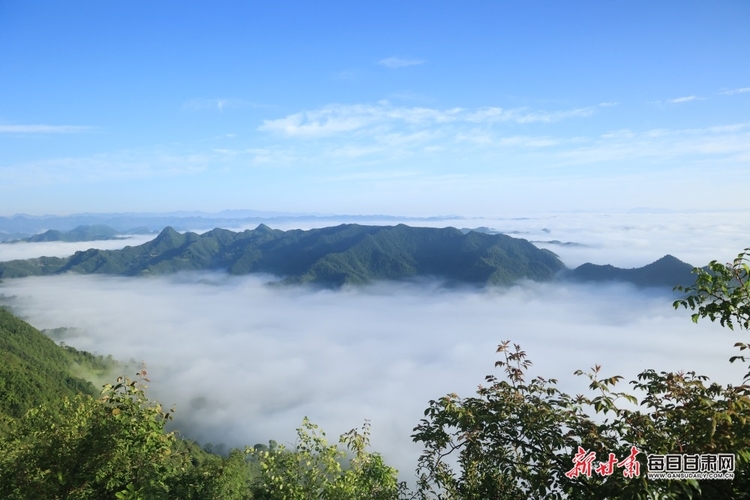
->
[250, 417, 407, 499]
[412, 248, 750, 499]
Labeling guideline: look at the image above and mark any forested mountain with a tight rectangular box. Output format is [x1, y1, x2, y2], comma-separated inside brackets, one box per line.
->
[11, 224, 126, 243]
[567, 254, 696, 287]
[0, 307, 99, 424]
[0, 306, 403, 499]
[0, 223, 700, 288]
[0, 224, 566, 286]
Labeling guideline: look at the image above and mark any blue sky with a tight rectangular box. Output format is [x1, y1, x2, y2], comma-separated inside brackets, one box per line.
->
[1, 1, 749, 216]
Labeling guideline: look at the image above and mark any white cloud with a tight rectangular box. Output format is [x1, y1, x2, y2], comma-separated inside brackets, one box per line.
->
[335, 70, 360, 80]
[668, 95, 703, 103]
[720, 87, 750, 95]
[0, 149, 212, 189]
[378, 57, 424, 68]
[183, 98, 262, 111]
[549, 122, 750, 166]
[259, 102, 598, 139]
[601, 129, 635, 140]
[466, 106, 597, 124]
[0, 235, 156, 261]
[0, 124, 92, 134]
[258, 107, 372, 138]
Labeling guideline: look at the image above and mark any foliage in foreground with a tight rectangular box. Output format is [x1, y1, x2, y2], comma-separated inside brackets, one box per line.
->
[249, 418, 406, 499]
[412, 248, 750, 499]
[0, 307, 98, 424]
[0, 371, 253, 500]
[0, 370, 405, 499]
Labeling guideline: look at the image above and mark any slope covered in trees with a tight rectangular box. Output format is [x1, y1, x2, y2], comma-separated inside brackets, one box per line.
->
[15, 224, 124, 243]
[0, 307, 98, 424]
[0, 224, 566, 286]
[567, 254, 696, 287]
[0, 222, 700, 288]
[0, 309, 407, 499]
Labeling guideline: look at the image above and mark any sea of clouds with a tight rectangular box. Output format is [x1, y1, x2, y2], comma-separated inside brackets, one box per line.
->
[1, 211, 748, 480]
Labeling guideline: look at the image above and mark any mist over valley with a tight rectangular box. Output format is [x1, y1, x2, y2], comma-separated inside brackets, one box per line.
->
[1, 212, 747, 480]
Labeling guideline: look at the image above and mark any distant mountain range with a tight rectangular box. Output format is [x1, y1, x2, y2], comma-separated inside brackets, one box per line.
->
[0, 224, 698, 288]
[0, 212, 461, 239]
[1, 225, 152, 243]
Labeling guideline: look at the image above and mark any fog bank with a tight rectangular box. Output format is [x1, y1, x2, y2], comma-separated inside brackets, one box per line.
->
[0, 234, 156, 261]
[1, 273, 744, 480]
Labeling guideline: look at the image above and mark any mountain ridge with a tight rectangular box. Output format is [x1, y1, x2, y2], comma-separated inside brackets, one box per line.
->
[0, 224, 699, 288]
[566, 254, 696, 288]
[0, 224, 565, 287]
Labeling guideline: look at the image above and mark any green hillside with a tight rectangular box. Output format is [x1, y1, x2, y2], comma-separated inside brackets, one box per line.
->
[21, 224, 123, 243]
[0, 223, 702, 288]
[568, 254, 696, 287]
[0, 307, 99, 423]
[0, 224, 566, 286]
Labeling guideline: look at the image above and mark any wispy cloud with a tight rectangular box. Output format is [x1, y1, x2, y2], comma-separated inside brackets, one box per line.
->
[256, 103, 750, 202]
[0, 124, 92, 134]
[552, 123, 750, 169]
[378, 57, 425, 69]
[183, 98, 262, 111]
[0, 149, 212, 189]
[668, 95, 703, 104]
[335, 70, 360, 80]
[720, 87, 750, 96]
[465, 106, 597, 124]
[259, 101, 599, 139]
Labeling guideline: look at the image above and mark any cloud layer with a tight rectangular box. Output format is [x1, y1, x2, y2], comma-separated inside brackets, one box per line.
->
[0, 124, 92, 134]
[258, 101, 600, 139]
[1, 273, 743, 482]
[378, 57, 424, 69]
[1, 213, 748, 481]
[0, 235, 156, 262]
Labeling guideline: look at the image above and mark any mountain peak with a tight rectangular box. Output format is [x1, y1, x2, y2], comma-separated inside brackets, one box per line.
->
[149, 227, 185, 249]
[569, 254, 695, 288]
[155, 226, 180, 239]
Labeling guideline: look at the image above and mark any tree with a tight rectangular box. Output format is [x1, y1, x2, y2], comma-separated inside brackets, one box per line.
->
[250, 417, 407, 499]
[674, 247, 750, 379]
[0, 369, 185, 500]
[412, 248, 750, 499]
[0, 367, 259, 500]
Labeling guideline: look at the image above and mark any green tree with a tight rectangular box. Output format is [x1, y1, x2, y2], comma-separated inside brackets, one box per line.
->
[168, 446, 253, 500]
[674, 247, 750, 378]
[250, 417, 407, 499]
[412, 248, 750, 499]
[0, 369, 185, 499]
